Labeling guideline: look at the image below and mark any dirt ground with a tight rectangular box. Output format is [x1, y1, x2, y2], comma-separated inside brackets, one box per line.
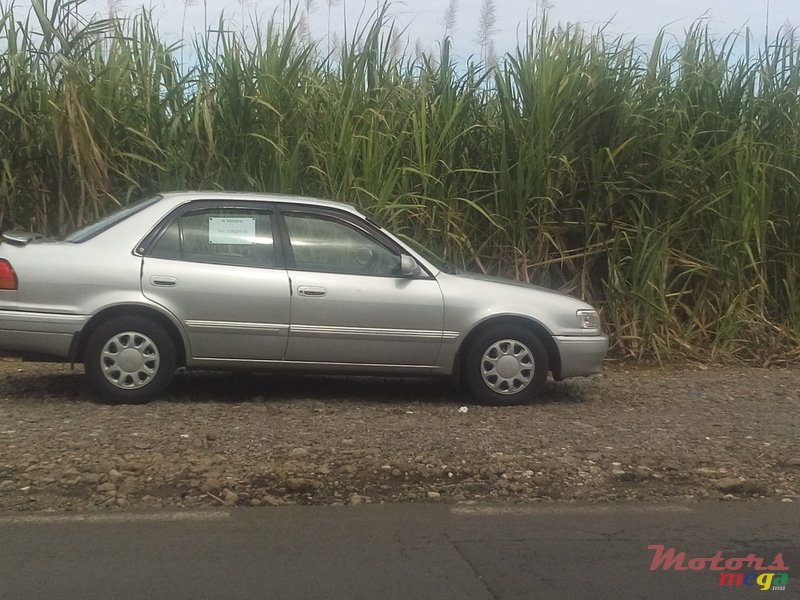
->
[1, 358, 798, 511]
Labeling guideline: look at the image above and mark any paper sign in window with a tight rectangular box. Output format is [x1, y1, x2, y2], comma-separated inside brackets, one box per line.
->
[208, 217, 256, 245]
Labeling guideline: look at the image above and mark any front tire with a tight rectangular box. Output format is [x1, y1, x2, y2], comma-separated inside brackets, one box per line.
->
[464, 325, 549, 405]
[84, 316, 176, 404]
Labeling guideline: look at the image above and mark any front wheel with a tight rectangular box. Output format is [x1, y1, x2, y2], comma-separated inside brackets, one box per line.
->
[464, 325, 549, 405]
[84, 316, 176, 404]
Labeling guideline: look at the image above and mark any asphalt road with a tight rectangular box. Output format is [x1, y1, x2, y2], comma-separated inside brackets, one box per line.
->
[0, 502, 796, 599]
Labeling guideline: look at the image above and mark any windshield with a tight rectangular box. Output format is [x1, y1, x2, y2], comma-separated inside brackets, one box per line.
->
[395, 234, 459, 275]
[63, 196, 162, 243]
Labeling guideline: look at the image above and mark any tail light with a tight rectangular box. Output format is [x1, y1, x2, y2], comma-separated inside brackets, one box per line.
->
[0, 259, 17, 290]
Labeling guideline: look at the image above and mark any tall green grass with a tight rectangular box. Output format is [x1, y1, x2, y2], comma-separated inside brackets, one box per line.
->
[1, 0, 798, 362]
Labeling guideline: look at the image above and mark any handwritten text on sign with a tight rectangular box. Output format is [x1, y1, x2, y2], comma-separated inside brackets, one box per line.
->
[208, 217, 256, 245]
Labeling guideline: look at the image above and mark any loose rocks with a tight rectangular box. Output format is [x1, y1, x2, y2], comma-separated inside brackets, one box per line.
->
[0, 360, 798, 511]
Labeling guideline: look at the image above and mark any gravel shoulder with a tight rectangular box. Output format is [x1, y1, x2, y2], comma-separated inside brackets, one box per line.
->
[1, 358, 799, 511]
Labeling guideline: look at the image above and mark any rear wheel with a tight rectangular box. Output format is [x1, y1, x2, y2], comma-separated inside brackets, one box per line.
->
[464, 325, 549, 405]
[84, 316, 176, 404]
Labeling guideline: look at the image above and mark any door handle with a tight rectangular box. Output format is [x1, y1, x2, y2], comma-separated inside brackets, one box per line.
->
[297, 285, 327, 297]
[150, 276, 177, 287]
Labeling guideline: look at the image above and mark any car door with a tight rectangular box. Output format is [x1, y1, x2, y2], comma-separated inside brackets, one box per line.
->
[280, 207, 445, 366]
[141, 203, 291, 361]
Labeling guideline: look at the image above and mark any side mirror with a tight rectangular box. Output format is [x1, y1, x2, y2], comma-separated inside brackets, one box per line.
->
[399, 254, 423, 277]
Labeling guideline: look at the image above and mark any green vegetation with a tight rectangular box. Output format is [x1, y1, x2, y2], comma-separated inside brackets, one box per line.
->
[1, 0, 798, 362]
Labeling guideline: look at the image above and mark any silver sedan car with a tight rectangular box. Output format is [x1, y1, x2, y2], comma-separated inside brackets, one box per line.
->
[0, 192, 607, 404]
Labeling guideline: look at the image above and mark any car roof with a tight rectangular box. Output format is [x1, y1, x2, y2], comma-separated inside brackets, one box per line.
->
[158, 191, 364, 217]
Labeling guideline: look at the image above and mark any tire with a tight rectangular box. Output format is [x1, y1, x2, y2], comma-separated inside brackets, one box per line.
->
[84, 315, 176, 404]
[464, 324, 549, 405]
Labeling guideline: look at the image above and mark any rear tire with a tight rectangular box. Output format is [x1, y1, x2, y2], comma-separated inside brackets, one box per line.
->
[84, 316, 176, 404]
[464, 325, 549, 405]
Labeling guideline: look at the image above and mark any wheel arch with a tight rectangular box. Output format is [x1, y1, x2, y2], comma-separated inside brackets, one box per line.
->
[72, 304, 187, 367]
[454, 315, 562, 382]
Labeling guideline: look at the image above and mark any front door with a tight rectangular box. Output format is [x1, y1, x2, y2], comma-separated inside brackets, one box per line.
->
[281, 209, 444, 366]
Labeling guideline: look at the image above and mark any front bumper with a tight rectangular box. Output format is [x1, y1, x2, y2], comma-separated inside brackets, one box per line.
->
[553, 334, 608, 379]
[0, 310, 87, 360]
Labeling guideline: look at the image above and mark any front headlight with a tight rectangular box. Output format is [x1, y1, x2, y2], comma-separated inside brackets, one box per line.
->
[576, 309, 601, 330]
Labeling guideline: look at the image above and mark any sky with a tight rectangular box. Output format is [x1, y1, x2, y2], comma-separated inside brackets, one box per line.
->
[75, 0, 797, 61]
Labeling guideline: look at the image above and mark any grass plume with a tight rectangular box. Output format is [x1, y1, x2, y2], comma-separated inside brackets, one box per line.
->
[0, 0, 798, 363]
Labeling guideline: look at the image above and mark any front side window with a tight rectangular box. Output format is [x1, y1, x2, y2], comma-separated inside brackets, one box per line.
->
[148, 207, 276, 268]
[284, 213, 401, 276]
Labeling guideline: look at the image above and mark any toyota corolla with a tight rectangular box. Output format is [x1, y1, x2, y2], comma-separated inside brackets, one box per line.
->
[0, 192, 607, 404]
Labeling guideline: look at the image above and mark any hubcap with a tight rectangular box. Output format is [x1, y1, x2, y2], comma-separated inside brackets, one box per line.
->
[100, 331, 160, 390]
[480, 339, 534, 395]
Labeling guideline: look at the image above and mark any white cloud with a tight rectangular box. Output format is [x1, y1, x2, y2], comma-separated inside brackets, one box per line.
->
[73, 0, 798, 59]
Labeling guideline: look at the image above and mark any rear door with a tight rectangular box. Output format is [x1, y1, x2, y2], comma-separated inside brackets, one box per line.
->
[280, 207, 445, 366]
[141, 202, 290, 361]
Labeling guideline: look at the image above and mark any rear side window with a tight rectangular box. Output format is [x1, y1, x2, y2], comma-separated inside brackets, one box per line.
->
[148, 208, 276, 268]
